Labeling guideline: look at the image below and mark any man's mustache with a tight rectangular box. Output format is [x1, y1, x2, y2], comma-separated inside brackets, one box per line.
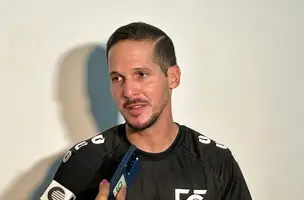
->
[123, 98, 149, 108]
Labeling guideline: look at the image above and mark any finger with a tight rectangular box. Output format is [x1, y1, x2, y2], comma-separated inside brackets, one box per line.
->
[116, 186, 127, 200]
[95, 179, 110, 200]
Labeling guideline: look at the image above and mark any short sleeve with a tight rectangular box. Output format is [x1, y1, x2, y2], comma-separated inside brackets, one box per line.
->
[218, 151, 252, 200]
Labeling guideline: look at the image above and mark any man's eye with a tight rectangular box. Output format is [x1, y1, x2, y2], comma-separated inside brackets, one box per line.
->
[112, 77, 121, 83]
[137, 72, 147, 78]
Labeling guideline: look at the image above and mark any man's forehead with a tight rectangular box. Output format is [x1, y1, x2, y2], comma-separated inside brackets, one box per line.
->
[108, 40, 154, 59]
[107, 40, 159, 74]
[108, 54, 156, 71]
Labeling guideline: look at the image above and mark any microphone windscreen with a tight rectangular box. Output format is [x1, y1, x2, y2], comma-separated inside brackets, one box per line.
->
[40, 139, 105, 199]
[40, 180, 76, 200]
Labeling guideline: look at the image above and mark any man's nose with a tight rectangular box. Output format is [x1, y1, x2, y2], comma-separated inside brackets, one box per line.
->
[122, 80, 140, 98]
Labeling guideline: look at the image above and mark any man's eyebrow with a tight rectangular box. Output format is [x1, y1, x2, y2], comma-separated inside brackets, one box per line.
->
[132, 67, 152, 72]
[109, 71, 123, 77]
[109, 67, 152, 76]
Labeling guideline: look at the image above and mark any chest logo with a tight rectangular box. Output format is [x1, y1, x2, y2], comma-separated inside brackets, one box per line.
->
[175, 189, 207, 200]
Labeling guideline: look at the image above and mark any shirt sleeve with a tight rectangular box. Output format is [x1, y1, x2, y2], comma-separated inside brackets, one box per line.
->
[218, 151, 252, 200]
[53, 134, 107, 196]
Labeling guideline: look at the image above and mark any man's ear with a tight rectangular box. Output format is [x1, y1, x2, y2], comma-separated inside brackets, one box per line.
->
[167, 65, 181, 89]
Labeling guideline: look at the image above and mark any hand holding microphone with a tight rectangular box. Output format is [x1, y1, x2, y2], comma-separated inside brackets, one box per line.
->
[95, 144, 139, 200]
[95, 179, 126, 200]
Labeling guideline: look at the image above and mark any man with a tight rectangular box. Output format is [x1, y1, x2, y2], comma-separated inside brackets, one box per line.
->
[44, 22, 252, 200]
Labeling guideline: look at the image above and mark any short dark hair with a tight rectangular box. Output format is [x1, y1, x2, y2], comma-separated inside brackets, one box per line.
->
[106, 22, 177, 75]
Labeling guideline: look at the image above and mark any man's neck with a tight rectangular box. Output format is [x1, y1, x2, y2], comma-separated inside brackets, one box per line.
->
[126, 114, 179, 154]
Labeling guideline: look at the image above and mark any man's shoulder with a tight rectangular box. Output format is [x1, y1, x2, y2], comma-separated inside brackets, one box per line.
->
[181, 125, 234, 165]
[180, 125, 252, 199]
[61, 124, 123, 165]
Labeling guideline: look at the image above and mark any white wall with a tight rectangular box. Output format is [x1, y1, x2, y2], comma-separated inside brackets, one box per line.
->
[1, 0, 303, 199]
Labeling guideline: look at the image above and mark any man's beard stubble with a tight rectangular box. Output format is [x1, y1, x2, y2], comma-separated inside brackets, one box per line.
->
[122, 89, 170, 131]
[126, 112, 159, 131]
[124, 100, 168, 131]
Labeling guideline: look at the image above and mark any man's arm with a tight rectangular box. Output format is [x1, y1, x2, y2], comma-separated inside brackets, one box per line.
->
[195, 132, 252, 199]
[219, 151, 252, 200]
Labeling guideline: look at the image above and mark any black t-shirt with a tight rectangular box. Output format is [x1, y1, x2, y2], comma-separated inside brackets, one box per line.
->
[54, 123, 252, 200]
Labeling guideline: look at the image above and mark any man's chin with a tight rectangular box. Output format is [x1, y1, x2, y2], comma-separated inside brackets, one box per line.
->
[125, 117, 156, 131]
[123, 111, 159, 131]
[126, 121, 150, 131]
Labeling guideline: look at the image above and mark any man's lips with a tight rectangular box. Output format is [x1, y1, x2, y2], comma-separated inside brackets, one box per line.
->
[125, 103, 147, 109]
[124, 103, 148, 116]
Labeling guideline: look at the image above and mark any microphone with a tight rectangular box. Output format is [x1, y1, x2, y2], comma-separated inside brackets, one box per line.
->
[39, 134, 135, 200]
[39, 152, 97, 200]
[39, 134, 122, 200]
[40, 180, 76, 200]
[39, 150, 108, 200]
[40, 155, 120, 200]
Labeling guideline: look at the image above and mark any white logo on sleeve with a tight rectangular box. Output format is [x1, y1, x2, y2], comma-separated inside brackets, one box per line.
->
[198, 134, 228, 149]
[62, 134, 106, 163]
[175, 189, 207, 200]
[63, 151, 72, 163]
[40, 180, 76, 200]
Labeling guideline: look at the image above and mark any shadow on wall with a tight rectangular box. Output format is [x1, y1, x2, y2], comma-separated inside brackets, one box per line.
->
[0, 44, 119, 200]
